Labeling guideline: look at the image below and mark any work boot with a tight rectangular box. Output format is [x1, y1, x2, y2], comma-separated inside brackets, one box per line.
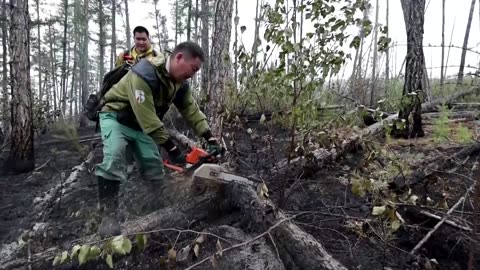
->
[97, 176, 121, 238]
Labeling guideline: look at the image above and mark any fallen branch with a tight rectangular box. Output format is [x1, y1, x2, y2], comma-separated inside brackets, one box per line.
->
[410, 185, 474, 255]
[420, 210, 472, 231]
[184, 217, 293, 270]
[226, 182, 348, 270]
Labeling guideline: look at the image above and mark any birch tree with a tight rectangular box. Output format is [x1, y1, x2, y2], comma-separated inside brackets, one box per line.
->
[7, 0, 35, 173]
[1, 0, 8, 125]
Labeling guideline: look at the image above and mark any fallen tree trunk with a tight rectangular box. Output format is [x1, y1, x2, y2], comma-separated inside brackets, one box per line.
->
[271, 87, 480, 176]
[422, 86, 480, 113]
[0, 191, 222, 270]
[422, 110, 478, 121]
[225, 182, 348, 270]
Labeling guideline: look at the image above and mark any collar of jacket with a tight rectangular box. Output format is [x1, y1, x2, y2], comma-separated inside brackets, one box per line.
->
[132, 45, 154, 59]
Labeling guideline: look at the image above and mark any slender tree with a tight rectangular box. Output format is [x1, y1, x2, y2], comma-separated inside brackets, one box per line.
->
[125, 0, 131, 49]
[7, 0, 35, 173]
[1, 0, 8, 125]
[369, 0, 379, 106]
[200, 0, 209, 100]
[385, 0, 390, 89]
[457, 0, 476, 85]
[440, 0, 445, 87]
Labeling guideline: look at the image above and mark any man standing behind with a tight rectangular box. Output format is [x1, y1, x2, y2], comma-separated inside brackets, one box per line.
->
[115, 26, 158, 67]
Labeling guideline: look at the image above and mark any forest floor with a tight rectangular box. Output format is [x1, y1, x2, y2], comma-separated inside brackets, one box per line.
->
[0, 107, 480, 270]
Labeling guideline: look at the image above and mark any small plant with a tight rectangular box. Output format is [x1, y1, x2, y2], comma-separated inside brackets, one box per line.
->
[433, 104, 450, 142]
[455, 123, 473, 143]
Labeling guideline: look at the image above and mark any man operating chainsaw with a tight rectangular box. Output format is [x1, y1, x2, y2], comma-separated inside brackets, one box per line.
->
[94, 41, 223, 238]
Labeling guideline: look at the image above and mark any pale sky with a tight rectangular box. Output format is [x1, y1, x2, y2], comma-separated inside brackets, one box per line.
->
[124, 0, 480, 81]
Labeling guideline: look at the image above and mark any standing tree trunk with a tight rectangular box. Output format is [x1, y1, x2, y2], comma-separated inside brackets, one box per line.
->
[61, 0, 69, 116]
[153, 0, 162, 50]
[369, 0, 379, 106]
[440, 0, 445, 87]
[251, 0, 260, 76]
[79, 0, 89, 127]
[124, 0, 131, 49]
[233, 0, 238, 92]
[187, 0, 192, 40]
[98, 0, 106, 85]
[393, 0, 426, 139]
[110, 0, 116, 71]
[1, 0, 8, 125]
[385, 0, 390, 90]
[48, 22, 57, 113]
[200, 0, 209, 103]
[7, 0, 35, 173]
[36, 0, 42, 101]
[208, 0, 234, 135]
[457, 0, 476, 85]
[194, 0, 199, 42]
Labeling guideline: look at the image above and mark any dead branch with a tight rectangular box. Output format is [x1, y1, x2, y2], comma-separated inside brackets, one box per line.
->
[420, 210, 472, 231]
[184, 217, 293, 270]
[410, 185, 474, 255]
[226, 182, 348, 270]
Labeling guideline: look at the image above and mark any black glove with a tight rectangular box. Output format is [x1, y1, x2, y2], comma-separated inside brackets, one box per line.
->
[202, 130, 224, 155]
[161, 138, 186, 165]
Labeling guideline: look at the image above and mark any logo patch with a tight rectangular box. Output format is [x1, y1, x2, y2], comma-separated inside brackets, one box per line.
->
[135, 90, 145, 103]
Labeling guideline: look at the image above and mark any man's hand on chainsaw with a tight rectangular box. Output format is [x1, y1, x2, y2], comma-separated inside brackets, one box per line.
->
[202, 130, 224, 156]
[161, 139, 186, 165]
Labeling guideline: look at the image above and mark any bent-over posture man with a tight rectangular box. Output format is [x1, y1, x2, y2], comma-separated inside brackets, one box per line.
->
[95, 41, 222, 237]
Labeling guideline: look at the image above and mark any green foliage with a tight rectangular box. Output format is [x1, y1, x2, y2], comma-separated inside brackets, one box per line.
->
[52, 234, 143, 269]
[227, 0, 389, 148]
[432, 104, 450, 142]
[456, 123, 473, 143]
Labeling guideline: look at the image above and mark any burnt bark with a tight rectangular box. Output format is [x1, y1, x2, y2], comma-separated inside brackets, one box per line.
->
[2, 0, 8, 124]
[5, 0, 35, 173]
[200, 0, 209, 104]
[392, 0, 426, 139]
[208, 0, 234, 135]
[457, 0, 476, 85]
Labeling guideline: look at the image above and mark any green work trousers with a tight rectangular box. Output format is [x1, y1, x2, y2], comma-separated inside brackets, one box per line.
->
[94, 112, 165, 182]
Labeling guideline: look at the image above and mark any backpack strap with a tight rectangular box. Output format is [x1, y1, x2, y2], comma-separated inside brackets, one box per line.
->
[130, 58, 162, 99]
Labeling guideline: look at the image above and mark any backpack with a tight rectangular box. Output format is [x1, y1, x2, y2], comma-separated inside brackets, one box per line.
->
[84, 49, 159, 123]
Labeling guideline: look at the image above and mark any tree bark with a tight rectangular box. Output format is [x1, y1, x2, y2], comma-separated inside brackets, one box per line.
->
[187, 0, 192, 40]
[251, 0, 260, 76]
[440, 0, 445, 87]
[36, 0, 42, 101]
[457, 0, 476, 85]
[124, 0, 131, 49]
[6, 0, 35, 173]
[208, 0, 234, 135]
[370, 0, 379, 106]
[392, 0, 426, 139]
[110, 0, 117, 71]
[225, 182, 348, 270]
[200, 0, 209, 103]
[61, 0, 69, 116]
[98, 0, 106, 84]
[1, 0, 8, 125]
[79, 0, 89, 127]
[385, 0, 390, 89]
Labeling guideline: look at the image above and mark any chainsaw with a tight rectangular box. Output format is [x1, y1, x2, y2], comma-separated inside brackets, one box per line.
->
[163, 146, 262, 193]
[163, 146, 220, 175]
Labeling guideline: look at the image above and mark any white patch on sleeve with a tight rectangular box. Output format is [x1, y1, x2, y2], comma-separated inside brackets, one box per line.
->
[134, 89, 145, 103]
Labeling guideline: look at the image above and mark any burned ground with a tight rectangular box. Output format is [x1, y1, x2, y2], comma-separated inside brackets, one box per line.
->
[0, 110, 479, 270]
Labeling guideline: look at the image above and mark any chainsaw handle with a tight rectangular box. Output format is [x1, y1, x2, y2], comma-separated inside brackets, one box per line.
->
[163, 159, 184, 173]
